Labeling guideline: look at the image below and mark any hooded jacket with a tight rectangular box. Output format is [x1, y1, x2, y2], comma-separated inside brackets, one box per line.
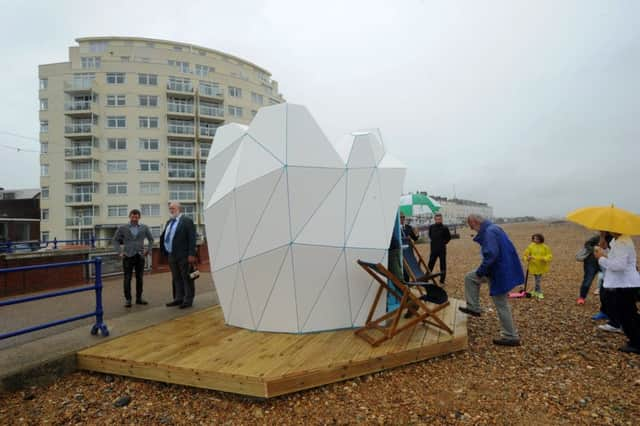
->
[474, 220, 525, 295]
[522, 242, 552, 275]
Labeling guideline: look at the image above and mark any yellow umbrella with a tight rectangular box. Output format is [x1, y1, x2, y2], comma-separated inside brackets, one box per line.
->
[566, 204, 640, 235]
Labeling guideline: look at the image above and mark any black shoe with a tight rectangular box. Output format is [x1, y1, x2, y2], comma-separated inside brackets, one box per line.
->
[179, 303, 193, 309]
[493, 337, 521, 347]
[166, 300, 182, 307]
[619, 344, 640, 354]
[124, 300, 132, 308]
[458, 306, 481, 317]
[136, 299, 149, 305]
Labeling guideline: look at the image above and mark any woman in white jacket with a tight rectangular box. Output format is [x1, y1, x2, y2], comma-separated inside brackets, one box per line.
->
[594, 234, 640, 354]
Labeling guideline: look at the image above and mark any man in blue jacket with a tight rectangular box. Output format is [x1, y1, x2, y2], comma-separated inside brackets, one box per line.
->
[459, 214, 524, 346]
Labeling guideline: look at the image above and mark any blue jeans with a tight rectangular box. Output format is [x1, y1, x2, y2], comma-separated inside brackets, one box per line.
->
[579, 261, 598, 299]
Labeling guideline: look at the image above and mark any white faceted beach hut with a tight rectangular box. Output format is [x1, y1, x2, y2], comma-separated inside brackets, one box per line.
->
[203, 104, 406, 333]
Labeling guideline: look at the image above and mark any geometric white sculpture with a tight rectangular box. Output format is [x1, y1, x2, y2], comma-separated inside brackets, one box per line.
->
[203, 103, 406, 333]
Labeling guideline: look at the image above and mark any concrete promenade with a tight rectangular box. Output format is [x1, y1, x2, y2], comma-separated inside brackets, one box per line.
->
[0, 271, 218, 390]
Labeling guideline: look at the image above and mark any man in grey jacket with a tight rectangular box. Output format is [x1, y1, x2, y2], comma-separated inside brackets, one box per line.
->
[113, 209, 154, 307]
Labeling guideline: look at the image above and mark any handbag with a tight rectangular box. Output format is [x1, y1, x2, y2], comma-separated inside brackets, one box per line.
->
[575, 247, 590, 262]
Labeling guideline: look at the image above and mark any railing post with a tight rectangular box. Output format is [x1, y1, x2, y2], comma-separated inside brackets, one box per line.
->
[91, 235, 96, 248]
[7, 240, 12, 254]
[53, 238, 58, 249]
[90, 257, 109, 336]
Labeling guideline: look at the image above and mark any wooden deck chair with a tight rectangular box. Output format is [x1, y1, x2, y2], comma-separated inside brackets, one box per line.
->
[402, 238, 443, 285]
[354, 260, 453, 347]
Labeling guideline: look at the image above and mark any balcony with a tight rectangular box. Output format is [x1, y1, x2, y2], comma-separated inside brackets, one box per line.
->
[167, 81, 194, 94]
[168, 147, 195, 158]
[198, 84, 224, 100]
[64, 100, 93, 116]
[167, 102, 194, 117]
[65, 170, 97, 182]
[65, 216, 94, 227]
[168, 169, 196, 180]
[167, 123, 195, 139]
[199, 105, 224, 120]
[65, 193, 93, 204]
[65, 146, 93, 158]
[64, 123, 94, 138]
[199, 125, 217, 139]
[64, 79, 94, 93]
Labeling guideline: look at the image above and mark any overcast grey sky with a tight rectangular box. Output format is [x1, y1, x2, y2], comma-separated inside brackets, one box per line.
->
[1, 0, 638, 217]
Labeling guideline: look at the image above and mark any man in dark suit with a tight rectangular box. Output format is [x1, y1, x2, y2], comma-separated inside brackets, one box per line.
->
[428, 213, 451, 284]
[160, 201, 197, 309]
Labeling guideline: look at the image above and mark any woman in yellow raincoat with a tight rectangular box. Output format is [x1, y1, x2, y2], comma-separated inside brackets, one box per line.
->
[522, 233, 553, 299]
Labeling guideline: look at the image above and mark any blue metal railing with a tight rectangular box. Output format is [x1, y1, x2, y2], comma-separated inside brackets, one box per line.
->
[0, 236, 114, 253]
[0, 257, 109, 339]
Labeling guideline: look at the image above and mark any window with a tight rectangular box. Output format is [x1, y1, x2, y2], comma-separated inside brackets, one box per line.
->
[139, 160, 160, 172]
[150, 226, 162, 239]
[139, 138, 159, 151]
[167, 76, 192, 92]
[256, 71, 270, 83]
[106, 160, 127, 172]
[168, 140, 194, 156]
[41, 187, 49, 199]
[195, 64, 213, 77]
[40, 98, 48, 110]
[107, 138, 127, 150]
[139, 116, 159, 128]
[41, 209, 50, 221]
[173, 45, 183, 51]
[41, 142, 48, 154]
[120, 56, 130, 62]
[168, 60, 190, 73]
[228, 105, 243, 117]
[40, 164, 49, 176]
[41, 231, 50, 242]
[106, 116, 126, 128]
[40, 120, 48, 133]
[145, 42, 155, 48]
[139, 95, 159, 107]
[39, 78, 48, 90]
[200, 143, 211, 158]
[168, 160, 195, 178]
[81, 56, 101, 69]
[228, 86, 242, 97]
[182, 204, 196, 219]
[106, 72, 125, 84]
[106, 95, 126, 106]
[141, 204, 160, 217]
[138, 73, 158, 85]
[89, 41, 107, 53]
[107, 182, 127, 195]
[140, 182, 160, 194]
[251, 92, 264, 105]
[108, 205, 129, 217]
[169, 183, 196, 200]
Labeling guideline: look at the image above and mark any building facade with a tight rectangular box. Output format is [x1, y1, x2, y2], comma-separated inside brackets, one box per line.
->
[0, 188, 40, 244]
[429, 195, 493, 225]
[39, 37, 285, 241]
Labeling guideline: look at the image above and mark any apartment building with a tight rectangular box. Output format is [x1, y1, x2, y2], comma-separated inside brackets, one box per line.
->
[38, 37, 285, 241]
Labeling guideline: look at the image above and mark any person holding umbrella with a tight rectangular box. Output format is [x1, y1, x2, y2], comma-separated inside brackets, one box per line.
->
[567, 205, 640, 354]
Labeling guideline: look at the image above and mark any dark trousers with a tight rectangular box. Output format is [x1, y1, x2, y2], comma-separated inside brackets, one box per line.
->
[601, 287, 622, 328]
[608, 287, 640, 348]
[428, 249, 447, 283]
[123, 254, 145, 301]
[168, 255, 195, 304]
[579, 260, 599, 299]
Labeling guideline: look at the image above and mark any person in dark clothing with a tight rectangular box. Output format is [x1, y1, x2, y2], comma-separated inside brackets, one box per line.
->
[427, 213, 451, 284]
[400, 213, 419, 243]
[578, 232, 612, 305]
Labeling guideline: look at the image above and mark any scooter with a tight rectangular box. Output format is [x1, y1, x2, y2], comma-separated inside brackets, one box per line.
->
[508, 267, 531, 299]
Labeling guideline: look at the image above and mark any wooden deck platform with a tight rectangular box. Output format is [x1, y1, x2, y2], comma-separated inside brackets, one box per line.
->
[77, 299, 467, 398]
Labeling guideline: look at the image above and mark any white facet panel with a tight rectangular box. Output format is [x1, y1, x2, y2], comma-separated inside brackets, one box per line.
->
[295, 173, 346, 246]
[227, 269, 256, 330]
[347, 134, 376, 168]
[212, 263, 239, 319]
[333, 134, 354, 163]
[212, 194, 241, 271]
[287, 167, 344, 239]
[286, 104, 344, 168]
[302, 250, 352, 332]
[204, 192, 234, 269]
[347, 171, 387, 249]
[234, 168, 283, 257]
[203, 139, 241, 208]
[257, 249, 299, 332]
[210, 123, 247, 158]
[344, 168, 375, 242]
[240, 245, 289, 327]
[207, 142, 243, 208]
[375, 167, 407, 244]
[345, 248, 387, 324]
[243, 172, 291, 259]
[247, 104, 287, 162]
[235, 136, 283, 188]
[292, 244, 343, 328]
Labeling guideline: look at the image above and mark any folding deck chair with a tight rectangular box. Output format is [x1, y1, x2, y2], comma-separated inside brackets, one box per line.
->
[354, 260, 453, 347]
[402, 238, 443, 284]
